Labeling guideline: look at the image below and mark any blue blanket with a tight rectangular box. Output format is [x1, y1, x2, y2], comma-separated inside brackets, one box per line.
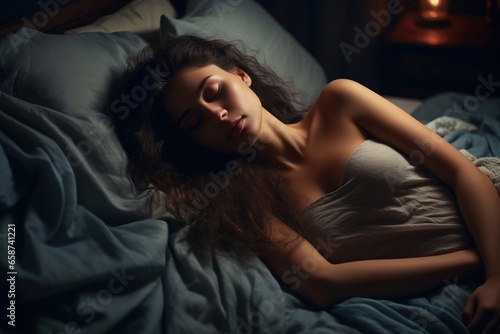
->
[412, 91, 500, 158]
[2, 90, 497, 333]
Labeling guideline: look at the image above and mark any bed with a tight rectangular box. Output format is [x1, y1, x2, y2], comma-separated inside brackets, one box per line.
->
[1, 0, 499, 333]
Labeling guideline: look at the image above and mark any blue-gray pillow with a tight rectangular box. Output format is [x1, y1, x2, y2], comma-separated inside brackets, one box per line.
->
[0, 28, 148, 115]
[160, 0, 327, 117]
[0, 28, 153, 223]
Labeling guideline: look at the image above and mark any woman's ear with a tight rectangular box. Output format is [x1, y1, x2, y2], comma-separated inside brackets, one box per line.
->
[233, 68, 252, 87]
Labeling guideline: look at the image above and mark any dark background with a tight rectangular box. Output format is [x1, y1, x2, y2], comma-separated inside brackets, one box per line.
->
[2, 0, 498, 98]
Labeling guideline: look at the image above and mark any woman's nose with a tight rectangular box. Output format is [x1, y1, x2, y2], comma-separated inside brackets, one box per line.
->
[205, 106, 228, 126]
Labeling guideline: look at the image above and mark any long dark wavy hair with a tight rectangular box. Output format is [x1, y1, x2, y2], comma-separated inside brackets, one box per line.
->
[111, 35, 306, 254]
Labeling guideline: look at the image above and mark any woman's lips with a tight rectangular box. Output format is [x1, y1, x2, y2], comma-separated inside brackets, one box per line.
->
[227, 117, 244, 141]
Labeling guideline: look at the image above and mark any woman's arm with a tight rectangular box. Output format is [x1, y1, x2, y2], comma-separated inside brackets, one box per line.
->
[320, 79, 500, 332]
[261, 221, 480, 309]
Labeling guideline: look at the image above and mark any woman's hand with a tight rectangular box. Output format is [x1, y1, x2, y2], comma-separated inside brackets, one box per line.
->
[463, 277, 500, 334]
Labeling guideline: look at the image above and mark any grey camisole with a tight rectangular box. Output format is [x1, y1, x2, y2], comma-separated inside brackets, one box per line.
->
[301, 140, 474, 264]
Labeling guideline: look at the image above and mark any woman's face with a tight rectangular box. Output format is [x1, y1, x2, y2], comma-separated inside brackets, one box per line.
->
[164, 64, 263, 153]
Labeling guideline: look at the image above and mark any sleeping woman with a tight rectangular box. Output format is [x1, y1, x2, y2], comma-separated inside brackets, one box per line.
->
[112, 35, 500, 334]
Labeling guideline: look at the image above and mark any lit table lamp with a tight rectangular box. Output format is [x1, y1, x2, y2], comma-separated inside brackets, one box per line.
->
[419, 0, 450, 22]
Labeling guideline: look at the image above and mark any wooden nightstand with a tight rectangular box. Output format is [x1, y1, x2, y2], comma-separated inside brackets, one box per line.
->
[381, 12, 500, 98]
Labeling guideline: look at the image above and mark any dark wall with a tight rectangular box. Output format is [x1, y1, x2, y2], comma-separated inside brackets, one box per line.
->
[257, 0, 390, 92]
[171, 0, 392, 91]
[3, 0, 494, 97]
[257, 0, 495, 96]
[0, 0, 391, 91]
[1, 1, 44, 25]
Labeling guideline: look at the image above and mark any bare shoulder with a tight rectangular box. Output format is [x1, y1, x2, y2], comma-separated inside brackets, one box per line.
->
[302, 80, 372, 141]
[298, 79, 364, 127]
[313, 79, 354, 112]
[316, 79, 364, 104]
[313, 79, 480, 191]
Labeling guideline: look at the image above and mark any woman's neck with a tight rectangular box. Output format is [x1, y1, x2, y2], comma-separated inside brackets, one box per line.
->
[254, 110, 308, 170]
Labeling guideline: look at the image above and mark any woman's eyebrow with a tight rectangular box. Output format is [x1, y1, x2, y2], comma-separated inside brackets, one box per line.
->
[176, 75, 212, 126]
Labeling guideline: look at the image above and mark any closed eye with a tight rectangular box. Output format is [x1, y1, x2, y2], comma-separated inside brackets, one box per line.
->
[206, 83, 221, 102]
[213, 84, 221, 101]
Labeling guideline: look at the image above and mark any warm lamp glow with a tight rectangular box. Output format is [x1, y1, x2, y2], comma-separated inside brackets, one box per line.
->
[419, 0, 449, 22]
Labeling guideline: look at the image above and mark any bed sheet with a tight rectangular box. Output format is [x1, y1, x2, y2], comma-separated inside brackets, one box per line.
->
[412, 91, 500, 158]
[2, 89, 498, 333]
[0, 92, 169, 333]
